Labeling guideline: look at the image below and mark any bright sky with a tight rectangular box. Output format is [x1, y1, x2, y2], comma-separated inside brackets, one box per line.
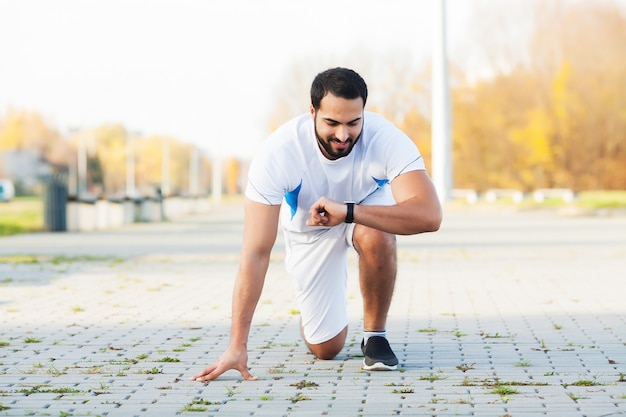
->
[1, 0, 478, 157]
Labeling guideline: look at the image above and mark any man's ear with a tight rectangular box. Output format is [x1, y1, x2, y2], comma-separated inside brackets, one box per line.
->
[310, 105, 315, 118]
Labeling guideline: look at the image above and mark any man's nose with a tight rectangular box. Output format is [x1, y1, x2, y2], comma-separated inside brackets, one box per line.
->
[335, 125, 350, 142]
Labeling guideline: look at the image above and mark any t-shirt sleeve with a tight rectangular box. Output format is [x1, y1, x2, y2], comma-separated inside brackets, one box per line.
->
[244, 142, 287, 206]
[383, 124, 426, 180]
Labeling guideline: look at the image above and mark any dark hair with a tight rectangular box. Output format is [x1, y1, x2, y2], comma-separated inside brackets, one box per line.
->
[310, 67, 368, 110]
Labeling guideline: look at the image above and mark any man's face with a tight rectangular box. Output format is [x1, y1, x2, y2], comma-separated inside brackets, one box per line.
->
[311, 94, 364, 160]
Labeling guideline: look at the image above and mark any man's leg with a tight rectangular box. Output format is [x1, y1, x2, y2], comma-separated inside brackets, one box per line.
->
[302, 325, 348, 360]
[353, 224, 399, 370]
[284, 224, 352, 361]
[353, 225, 397, 331]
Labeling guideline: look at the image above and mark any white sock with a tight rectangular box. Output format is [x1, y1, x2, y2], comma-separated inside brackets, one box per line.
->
[363, 330, 386, 344]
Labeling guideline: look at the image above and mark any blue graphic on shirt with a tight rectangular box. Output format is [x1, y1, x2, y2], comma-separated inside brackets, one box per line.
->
[372, 177, 389, 187]
[357, 176, 390, 203]
[284, 180, 302, 220]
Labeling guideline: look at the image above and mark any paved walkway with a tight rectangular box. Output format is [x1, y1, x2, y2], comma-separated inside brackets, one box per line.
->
[1, 203, 625, 416]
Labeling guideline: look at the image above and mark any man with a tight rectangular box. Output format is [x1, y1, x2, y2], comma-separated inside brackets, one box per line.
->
[192, 67, 441, 382]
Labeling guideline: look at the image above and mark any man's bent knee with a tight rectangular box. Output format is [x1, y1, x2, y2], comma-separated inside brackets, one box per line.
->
[353, 226, 395, 253]
[304, 326, 348, 360]
[353, 226, 396, 260]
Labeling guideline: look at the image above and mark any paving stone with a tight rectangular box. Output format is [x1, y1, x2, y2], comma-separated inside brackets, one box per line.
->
[1, 203, 625, 416]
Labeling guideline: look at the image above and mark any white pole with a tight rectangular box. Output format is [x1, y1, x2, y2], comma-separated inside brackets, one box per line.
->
[189, 147, 199, 196]
[212, 157, 222, 204]
[67, 128, 79, 197]
[161, 138, 170, 196]
[67, 127, 80, 231]
[77, 131, 87, 198]
[126, 131, 136, 197]
[431, 0, 453, 203]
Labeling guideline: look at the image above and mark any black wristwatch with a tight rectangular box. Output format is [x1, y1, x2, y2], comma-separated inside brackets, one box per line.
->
[345, 202, 355, 224]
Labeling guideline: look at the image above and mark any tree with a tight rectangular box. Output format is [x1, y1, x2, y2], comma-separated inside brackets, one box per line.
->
[530, 0, 626, 190]
[0, 108, 71, 168]
[92, 124, 127, 196]
[451, 0, 626, 191]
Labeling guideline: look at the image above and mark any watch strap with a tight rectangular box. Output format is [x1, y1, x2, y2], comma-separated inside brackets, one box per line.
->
[345, 202, 355, 223]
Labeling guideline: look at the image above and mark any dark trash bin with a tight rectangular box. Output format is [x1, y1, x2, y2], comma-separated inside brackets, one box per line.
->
[42, 174, 68, 232]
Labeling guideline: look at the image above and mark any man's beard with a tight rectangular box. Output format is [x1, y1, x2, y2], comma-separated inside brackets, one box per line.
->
[314, 123, 362, 160]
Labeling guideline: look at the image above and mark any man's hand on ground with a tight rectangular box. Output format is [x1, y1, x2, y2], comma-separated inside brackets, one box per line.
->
[190, 346, 257, 383]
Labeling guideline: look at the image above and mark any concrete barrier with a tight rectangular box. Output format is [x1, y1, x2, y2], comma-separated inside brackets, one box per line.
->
[106, 200, 125, 229]
[485, 189, 525, 203]
[140, 198, 162, 222]
[451, 189, 478, 204]
[67, 201, 96, 232]
[66, 196, 211, 232]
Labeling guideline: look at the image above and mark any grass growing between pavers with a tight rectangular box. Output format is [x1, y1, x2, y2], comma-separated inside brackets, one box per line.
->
[0, 345, 195, 415]
[182, 318, 625, 414]
[2, 341, 626, 416]
[2, 209, 625, 416]
[7, 325, 624, 416]
[181, 397, 223, 412]
[0, 254, 127, 289]
[400, 323, 626, 411]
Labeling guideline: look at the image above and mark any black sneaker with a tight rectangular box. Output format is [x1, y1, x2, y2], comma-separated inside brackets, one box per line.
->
[361, 336, 398, 371]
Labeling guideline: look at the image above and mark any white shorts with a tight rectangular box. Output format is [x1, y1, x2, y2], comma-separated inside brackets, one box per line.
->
[282, 184, 396, 344]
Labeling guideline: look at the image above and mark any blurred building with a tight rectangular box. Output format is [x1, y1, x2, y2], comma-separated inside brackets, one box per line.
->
[0, 150, 53, 195]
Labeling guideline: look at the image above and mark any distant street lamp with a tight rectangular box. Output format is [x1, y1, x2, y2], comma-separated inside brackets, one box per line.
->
[432, 0, 453, 203]
[125, 130, 140, 197]
[66, 127, 88, 232]
[67, 127, 87, 199]
[189, 146, 199, 196]
[212, 157, 222, 204]
[161, 138, 170, 197]
[77, 131, 87, 198]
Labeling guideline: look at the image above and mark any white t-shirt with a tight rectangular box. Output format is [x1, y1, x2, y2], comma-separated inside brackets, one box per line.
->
[245, 111, 425, 236]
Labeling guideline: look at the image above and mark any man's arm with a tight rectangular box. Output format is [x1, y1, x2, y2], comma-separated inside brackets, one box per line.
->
[191, 198, 280, 382]
[307, 170, 442, 235]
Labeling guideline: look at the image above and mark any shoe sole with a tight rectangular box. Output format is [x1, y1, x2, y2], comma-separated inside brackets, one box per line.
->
[362, 359, 397, 371]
